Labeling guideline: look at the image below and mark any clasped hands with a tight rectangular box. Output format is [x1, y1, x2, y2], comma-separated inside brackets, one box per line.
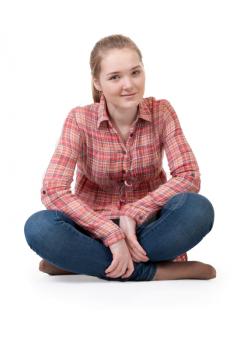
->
[105, 215, 149, 279]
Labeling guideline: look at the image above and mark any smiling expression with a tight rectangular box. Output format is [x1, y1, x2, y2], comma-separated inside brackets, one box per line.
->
[93, 48, 146, 111]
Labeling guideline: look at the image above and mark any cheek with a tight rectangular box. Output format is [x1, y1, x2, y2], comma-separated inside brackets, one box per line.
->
[139, 76, 145, 86]
[104, 84, 117, 94]
[106, 85, 121, 96]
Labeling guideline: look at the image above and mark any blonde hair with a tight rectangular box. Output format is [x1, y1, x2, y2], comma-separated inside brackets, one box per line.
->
[89, 34, 143, 103]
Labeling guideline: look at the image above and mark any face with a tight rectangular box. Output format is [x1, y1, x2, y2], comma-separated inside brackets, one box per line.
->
[93, 48, 145, 111]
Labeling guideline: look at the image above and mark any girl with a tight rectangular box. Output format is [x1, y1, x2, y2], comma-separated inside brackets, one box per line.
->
[24, 34, 216, 281]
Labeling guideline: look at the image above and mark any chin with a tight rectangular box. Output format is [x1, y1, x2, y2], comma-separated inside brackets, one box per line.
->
[121, 100, 139, 107]
[125, 96, 142, 105]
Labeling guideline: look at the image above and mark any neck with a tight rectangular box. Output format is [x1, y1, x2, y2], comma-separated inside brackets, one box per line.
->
[106, 103, 138, 128]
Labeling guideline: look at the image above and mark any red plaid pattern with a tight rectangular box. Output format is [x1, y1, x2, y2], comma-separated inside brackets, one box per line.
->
[41, 94, 200, 264]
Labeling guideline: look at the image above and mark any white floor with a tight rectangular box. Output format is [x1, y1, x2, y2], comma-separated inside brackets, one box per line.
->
[2, 1, 232, 348]
[2, 222, 231, 350]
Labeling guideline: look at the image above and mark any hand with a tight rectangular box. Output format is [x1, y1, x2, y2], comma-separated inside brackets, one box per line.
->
[105, 239, 134, 279]
[119, 215, 149, 264]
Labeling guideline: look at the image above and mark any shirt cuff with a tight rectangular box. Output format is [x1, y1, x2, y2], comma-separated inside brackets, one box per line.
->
[121, 206, 152, 226]
[102, 227, 126, 247]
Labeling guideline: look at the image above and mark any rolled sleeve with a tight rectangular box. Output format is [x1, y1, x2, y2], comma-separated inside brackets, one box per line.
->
[41, 110, 125, 247]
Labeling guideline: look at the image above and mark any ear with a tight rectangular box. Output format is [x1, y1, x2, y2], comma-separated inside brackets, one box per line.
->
[93, 77, 101, 92]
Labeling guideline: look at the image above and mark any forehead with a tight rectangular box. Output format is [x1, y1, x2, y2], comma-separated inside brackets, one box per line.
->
[100, 48, 141, 73]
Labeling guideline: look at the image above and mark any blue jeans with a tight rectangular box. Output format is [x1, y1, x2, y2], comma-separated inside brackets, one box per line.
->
[24, 192, 215, 282]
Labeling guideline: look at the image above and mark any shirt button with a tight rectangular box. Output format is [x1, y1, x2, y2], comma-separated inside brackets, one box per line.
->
[122, 170, 126, 174]
[130, 133, 133, 137]
[42, 190, 46, 194]
[124, 180, 132, 187]
[123, 150, 127, 154]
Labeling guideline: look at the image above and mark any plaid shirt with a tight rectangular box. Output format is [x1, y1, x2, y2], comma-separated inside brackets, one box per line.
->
[41, 94, 200, 262]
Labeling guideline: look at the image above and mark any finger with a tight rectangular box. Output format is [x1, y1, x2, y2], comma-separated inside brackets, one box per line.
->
[134, 252, 149, 262]
[106, 264, 127, 278]
[137, 252, 149, 261]
[131, 242, 149, 259]
[132, 257, 140, 262]
[115, 265, 128, 278]
[129, 249, 146, 263]
[127, 237, 147, 256]
[105, 259, 119, 273]
[129, 249, 140, 262]
[106, 260, 126, 275]
[134, 241, 147, 256]
[121, 270, 133, 278]
[121, 263, 135, 279]
[130, 248, 149, 262]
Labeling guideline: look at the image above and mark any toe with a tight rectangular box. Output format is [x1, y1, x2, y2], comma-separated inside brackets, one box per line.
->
[206, 264, 216, 279]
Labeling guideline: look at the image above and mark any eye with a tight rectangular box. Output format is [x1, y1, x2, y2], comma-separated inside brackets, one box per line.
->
[109, 70, 141, 81]
[109, 75, 120, 80]
[132, 69, 141, 75]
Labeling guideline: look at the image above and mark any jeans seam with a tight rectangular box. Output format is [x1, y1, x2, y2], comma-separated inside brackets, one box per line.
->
[165, 192, 187, 211]
[139, 193, 188, 239]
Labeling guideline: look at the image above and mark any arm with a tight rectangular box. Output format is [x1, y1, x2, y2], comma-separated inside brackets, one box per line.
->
[41, 109, 125, 247]
[122, 99, 201, 225]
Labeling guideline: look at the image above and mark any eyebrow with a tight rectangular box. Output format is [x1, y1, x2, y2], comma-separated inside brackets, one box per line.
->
[106, 65, 141, 76]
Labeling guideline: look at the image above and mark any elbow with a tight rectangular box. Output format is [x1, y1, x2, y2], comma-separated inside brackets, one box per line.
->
[190, 172, 201, 193]
[175, 168, 201, 193]
[40, 184, 72, 208]
[179, 171, 201, 193]
[40, 187, 50, 207]
[194, 178, 201, 193]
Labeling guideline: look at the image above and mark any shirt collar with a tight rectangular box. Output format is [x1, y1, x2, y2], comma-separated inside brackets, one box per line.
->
[97, 93, 152, 129]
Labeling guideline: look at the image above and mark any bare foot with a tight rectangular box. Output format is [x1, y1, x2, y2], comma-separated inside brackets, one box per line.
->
[39, 259, 76, 275]
[153, 261, 216, 281]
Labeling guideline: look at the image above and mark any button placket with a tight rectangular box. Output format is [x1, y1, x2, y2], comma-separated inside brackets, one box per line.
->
[124, 179, 133, 187]
[118, 127, 137, 209]
[118, 181, 126, 209]
[124, 147, 134, 187]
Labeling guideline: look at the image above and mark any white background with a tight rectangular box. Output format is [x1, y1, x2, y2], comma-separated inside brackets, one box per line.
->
[1, 0, 232, 349]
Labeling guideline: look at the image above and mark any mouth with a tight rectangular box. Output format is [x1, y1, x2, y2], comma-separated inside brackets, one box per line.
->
[121, 93, 137, 97]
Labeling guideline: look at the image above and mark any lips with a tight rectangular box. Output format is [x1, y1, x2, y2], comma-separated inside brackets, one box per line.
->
[121, 93, 136, 96]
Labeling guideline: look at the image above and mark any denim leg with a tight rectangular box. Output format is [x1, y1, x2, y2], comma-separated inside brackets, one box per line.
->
[24, 193, 214, 282]
[136, 192, 215, 262]
[24, 210, 156, 282]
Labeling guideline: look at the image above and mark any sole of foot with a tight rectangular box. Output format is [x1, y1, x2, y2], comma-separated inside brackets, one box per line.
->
[153, 261, 216, 281]
[39, 259, 76, 275]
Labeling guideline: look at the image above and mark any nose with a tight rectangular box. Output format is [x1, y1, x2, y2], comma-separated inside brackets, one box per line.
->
[122, 76, 133, 89]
